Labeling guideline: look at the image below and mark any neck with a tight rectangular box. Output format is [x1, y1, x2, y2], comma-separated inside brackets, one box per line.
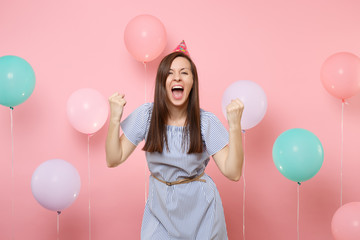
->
[167, 103, 188, 126]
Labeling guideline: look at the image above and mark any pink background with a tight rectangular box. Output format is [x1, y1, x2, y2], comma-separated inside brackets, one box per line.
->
[1, 0, 360, 239]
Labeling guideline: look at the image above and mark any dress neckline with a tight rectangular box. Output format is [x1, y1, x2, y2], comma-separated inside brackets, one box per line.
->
[166, 125, 186, 131]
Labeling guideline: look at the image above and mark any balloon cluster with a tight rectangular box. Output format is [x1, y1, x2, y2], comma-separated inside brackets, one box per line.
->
[321, 52, 360, 240]
[221, 81, 324, 183]
[2, 14, 360, 238]
[1, 14, 167, 214]
[221, 52, 360, 239]
[0, 56, 83, 213]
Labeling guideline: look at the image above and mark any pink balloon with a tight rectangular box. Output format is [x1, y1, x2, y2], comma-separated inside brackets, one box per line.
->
[222, 80, 267, 130]
[332, 202, 360, 240]
[31, 159, 81, 212]
[321, 52, 360, 100]
[124, 14, 167, 63]
[67, 88, 109, 135]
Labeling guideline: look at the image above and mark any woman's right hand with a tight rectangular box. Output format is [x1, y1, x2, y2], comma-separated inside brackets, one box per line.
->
[108, 92, 127, 124]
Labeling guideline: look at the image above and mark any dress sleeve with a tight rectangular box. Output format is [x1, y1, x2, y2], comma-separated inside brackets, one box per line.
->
[201, 110, 229, 156]
[120, 102, 152, 146]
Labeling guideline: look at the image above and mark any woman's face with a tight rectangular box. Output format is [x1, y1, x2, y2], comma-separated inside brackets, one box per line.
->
[165, 57, 194, 108]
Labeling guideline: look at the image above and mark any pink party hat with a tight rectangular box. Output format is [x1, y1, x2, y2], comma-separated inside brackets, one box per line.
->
[173, 40, 189, 55]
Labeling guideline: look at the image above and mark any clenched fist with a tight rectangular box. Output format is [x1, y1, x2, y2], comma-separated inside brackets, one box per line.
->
[226, 99, 244, 130]
[108, 92, 127, 123]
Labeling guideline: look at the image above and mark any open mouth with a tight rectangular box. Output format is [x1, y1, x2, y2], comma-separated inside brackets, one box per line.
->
[171, 86, 184, 100]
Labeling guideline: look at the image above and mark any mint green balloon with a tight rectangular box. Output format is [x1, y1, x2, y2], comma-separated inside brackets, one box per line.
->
[272, 128, 324, 183]
[0, 55, 36, 107]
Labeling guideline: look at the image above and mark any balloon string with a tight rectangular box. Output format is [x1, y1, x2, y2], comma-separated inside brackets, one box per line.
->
[57, 211, 61, 240]
[340, 100, 344, 206]
[297, 182, 301, 240]
[143, 62, 148, 204]
[242, 129, 246, 240]
[10, 107, 14, 240]
[88, 134, 92, 240]
[143, 62, 147, 103]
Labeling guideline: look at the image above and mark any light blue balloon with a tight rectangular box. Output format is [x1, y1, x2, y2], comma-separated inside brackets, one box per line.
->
[0, 55, 36, 107]
[272, 128, 324, 183]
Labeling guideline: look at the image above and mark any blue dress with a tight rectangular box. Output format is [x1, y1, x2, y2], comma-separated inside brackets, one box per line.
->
[121, 103, 229, 240]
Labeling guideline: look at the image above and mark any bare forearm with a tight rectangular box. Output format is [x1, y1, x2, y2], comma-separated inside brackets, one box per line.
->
[105, 120, 123, 167]
[213, 98, 244, 181]
[225, 126, 244, 181]
[106, 93, 133, 167]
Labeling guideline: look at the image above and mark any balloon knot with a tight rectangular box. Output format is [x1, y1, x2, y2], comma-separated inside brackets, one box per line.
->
[297, 182, 301, 186]
[10, 107, 14, 110]
[242, 129, 246, 133]
[57, 211, 61, 215]
[341, 99, 349, 104]
[341, 98, 349, 104]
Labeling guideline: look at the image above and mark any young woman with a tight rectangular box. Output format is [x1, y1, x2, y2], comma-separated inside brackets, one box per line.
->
[106, 50, 244, 239]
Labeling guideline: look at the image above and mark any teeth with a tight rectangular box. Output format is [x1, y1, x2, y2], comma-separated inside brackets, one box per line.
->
[172, 86, 183, 90]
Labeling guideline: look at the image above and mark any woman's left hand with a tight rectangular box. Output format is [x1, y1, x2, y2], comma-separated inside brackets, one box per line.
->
[226, 98, 244, 130]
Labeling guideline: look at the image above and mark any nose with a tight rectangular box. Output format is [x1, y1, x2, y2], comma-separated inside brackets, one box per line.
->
[173, 73, 180, 81]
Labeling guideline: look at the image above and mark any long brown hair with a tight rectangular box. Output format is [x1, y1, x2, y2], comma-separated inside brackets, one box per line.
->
[142, 52, 203, 153]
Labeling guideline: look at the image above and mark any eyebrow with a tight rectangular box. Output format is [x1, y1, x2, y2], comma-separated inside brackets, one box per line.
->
[169, 68, 190, 71]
